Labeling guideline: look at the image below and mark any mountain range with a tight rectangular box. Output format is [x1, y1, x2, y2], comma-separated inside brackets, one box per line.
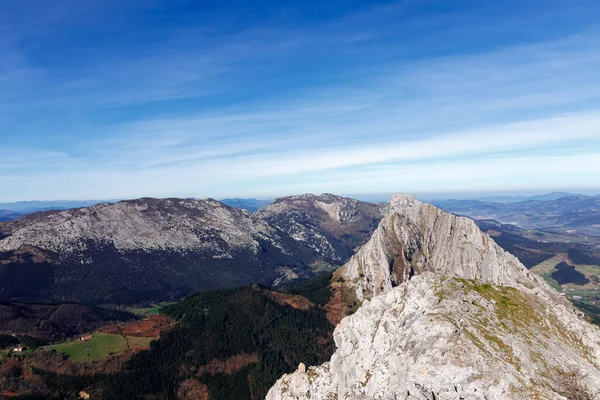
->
[2, 193, 600, 399]
[0, 200, 118, 214]
[433, 194, 600, 237]
[0, 194, 382, 304]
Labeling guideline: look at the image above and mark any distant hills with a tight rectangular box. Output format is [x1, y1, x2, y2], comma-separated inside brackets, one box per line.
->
[473, 191, 584, 203]
[0, 210, 23, 222]
[218, 198, 273, 212]
[0, 199, 119, 220]
[432, 194, 600, 237]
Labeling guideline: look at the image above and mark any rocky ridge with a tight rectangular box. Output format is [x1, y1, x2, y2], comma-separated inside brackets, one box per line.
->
[267, 194, 600, 400]
[257, 193, 382, 265]
[0, 198, 278, 256]
[0, 195, 382, 303]
[340, 194, 551, 301]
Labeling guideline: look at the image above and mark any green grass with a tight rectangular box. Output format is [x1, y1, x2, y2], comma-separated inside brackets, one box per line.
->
[310, 262, 337, 274]
[125, 302, 174, 317]
[531, 256, 600, 297]
[50, 333, 128, 362]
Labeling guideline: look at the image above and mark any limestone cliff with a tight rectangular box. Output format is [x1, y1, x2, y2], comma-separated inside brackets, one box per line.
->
[340, 194, 550, 301]
[267, 194, 600, 400]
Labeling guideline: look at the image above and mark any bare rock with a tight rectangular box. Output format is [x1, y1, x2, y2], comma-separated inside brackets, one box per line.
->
[267, 194, 600, 400]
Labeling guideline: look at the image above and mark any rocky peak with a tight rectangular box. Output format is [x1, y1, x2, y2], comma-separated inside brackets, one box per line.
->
[262, 193, 378, 222]
[267, 194, 600, 400]
[340, 193, 548, 302]
[257, 194, 383, 265]
[268, 273, 600, 400]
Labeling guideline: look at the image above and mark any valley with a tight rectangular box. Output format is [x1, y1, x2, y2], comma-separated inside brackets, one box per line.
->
[0, 277, 335, 399]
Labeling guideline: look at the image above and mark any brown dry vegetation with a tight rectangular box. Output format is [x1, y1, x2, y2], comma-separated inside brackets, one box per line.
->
[176, 379, 209, 400]
[196, 352, 259, 376]
[0, 245, 50, 264]
[119, 314, 174, 337]
[260, 289, 313, 311]
[323, 279, 348, 326]
[0, 350, 136, 398]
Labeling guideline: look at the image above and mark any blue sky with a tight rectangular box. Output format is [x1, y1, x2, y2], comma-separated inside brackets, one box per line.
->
[1, 0, 600, 201]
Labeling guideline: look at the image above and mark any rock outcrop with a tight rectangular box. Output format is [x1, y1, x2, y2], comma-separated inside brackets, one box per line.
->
[340, 194, 550, 301]
[258, 194, 382, 265]
[267, 194, 600, 400]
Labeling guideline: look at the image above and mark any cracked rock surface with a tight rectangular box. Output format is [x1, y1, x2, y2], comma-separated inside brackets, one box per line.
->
[267, 195, 600, 400]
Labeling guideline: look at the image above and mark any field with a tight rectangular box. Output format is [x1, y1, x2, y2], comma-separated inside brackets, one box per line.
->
[50, 333, 129, 362]
[50, 333, 159, 362]
[125, 336, 156, 351]
[48, 314, 172, 362]
[125, 302, 174, 317]
[531, 254, 600, 296]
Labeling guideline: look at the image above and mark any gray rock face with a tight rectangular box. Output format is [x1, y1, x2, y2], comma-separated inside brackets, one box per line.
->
[258, 194, 383, 265]
[341, 194, 548, 301]
[267, 194, 600, 400]
[0, 198, 277, 256]
[268, 274, 600, 400]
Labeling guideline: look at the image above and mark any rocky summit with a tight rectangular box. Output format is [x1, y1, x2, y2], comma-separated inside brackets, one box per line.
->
[258, 193, 383, 265]
[267, 194, 600, 400]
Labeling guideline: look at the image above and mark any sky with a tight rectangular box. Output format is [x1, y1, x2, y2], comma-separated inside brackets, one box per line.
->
[1, 0, 600, 202]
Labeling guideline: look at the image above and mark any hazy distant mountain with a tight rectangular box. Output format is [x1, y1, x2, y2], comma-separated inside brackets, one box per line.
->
[470, 191, 582, 203]
[0, 199, 118, 214]
[219, 198, 273, 212]
[433, 194, 600, 236]
[0, 210, 23, 222]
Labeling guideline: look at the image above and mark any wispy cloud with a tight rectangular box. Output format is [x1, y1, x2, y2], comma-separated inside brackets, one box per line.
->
[1, 0, 599, 200]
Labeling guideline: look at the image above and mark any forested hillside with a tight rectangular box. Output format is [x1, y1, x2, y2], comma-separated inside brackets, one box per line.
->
[1, 275, 335, 399]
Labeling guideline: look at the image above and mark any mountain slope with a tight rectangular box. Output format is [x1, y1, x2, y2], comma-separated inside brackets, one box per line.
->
[0, 302, 135, 341]
[2, 277, 336, 400]
[340, 194, 545, 302]
[0, 195, 384, 304]
[268, 194, 600, 400]
[0, 198, 308, 303]
[257, 193, 383, 266]
[268, 273, 600, 400]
